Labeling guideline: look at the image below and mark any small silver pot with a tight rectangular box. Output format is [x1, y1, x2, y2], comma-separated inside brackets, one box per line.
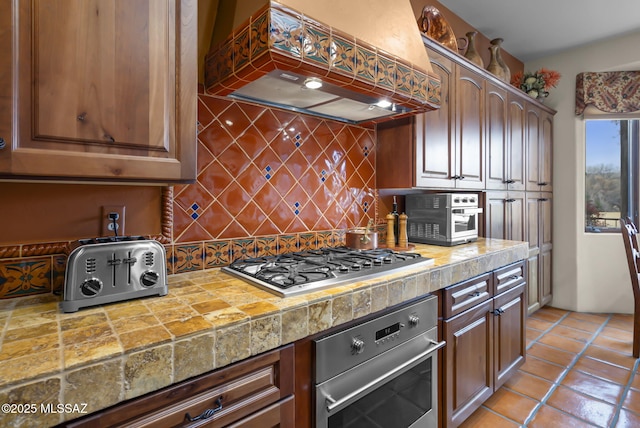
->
[345, 228, 378, 250]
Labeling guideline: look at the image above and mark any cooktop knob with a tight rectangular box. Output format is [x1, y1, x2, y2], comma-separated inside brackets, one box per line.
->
[80, 278, 103, 297]
[351, 337, 365, 355]
[140, 270, 160, 287]
[408, 314, 420, 327]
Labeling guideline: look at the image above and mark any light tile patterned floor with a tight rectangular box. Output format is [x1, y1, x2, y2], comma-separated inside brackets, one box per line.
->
[460, 307, 640, 427]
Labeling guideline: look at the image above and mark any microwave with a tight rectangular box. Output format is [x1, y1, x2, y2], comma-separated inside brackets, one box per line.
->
[405, 193, 482, 246]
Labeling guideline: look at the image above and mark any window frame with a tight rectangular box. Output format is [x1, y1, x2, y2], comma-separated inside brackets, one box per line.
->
[584, 117, 640, 233]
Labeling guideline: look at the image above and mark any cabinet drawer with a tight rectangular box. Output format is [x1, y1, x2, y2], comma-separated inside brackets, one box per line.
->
[63, 345, 294, 428]
[443, 273, 492, 319]
[493, 261, 526, 295]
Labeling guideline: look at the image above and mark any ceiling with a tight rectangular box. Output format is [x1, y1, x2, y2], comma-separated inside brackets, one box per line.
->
[439, 0, 640, 62]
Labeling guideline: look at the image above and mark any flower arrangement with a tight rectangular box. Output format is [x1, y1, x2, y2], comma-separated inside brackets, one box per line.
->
[511, 68, 561, 99]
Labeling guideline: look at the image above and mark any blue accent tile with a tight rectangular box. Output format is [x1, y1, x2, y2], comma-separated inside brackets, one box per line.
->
[294, 201, 300, 207]
[266, 165, 272, 172]
[191, 212, 199, 220]
[191, 203, 199, 210]
[266, 173, 271, 179]
[294, 209, 300, 215]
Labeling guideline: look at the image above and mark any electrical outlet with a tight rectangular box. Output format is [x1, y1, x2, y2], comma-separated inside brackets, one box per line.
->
[101, 205, 125, 237]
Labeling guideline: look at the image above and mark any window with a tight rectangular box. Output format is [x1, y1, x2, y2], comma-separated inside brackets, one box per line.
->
[584, 119, 639, 232]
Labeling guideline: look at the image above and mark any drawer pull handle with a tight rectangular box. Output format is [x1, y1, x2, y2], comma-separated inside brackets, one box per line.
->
[491, 308, 505, 316]
[185, 396, 223, 422]
[468, 291, 482, 297]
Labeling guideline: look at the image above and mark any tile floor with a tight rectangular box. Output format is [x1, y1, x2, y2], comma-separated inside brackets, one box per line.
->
[460, 306, 640, 427]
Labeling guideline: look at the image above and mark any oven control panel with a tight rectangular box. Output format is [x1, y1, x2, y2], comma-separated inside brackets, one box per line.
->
[315, 294, 437, 384]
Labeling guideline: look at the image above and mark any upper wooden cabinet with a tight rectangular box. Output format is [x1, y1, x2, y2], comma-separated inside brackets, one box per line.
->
[377, 37, 554, 193]
[378, 48, 485, 189]
[525, 105, 553, 192]
[0, 0, 197, 182]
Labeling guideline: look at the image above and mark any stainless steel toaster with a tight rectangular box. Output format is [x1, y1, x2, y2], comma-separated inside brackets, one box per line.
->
[61, 237, 168, 312]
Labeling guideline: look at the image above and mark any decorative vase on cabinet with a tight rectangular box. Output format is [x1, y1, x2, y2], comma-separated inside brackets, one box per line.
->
[486, 44, 506, 81]
[490, 38, 511, 84]
[463, 31, 484, 68]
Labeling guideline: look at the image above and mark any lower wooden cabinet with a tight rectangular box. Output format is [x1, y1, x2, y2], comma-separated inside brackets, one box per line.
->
[59, 345, 294, 428]
[439, 262, 526, 428]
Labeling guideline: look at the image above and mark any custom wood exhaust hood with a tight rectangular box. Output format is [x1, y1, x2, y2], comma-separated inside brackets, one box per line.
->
[204, 0, 441, 124]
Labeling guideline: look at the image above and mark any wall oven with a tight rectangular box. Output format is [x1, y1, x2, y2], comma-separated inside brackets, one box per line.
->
[406, 193, 482, 246]
[314, 295, 444, 428]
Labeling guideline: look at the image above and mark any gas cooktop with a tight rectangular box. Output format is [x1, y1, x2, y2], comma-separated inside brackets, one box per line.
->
[222, 247, 434, 297]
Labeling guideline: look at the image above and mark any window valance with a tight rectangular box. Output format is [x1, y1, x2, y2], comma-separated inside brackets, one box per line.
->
[575, 71, 640, 115]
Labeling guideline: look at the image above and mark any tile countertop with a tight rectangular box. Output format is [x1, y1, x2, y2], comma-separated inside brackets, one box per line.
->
[0, 238, 528, 427]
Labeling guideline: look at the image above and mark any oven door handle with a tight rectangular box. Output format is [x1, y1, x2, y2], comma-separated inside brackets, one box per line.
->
[324, 339, 446, 413]
[452, 207, 483, 215]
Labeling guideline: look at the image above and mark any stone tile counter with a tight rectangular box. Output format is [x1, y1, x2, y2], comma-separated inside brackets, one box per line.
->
[0, 238, 527, 427]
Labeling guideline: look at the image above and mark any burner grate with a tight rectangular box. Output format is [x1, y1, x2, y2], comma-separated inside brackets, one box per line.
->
[223, 247, 434, 296]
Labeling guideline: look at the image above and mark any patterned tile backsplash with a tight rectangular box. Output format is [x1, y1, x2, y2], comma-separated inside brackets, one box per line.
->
[0, 94, 378, 298]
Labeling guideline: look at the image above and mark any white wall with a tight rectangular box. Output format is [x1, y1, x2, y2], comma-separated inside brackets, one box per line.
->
[525, 30, 640, 313]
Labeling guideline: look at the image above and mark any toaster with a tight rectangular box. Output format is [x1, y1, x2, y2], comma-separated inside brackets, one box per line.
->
[61, 236, 168, 312]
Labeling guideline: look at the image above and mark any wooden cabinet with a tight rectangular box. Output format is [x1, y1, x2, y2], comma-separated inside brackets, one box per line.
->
[484, 191, 526, 242]
[377, 47, 484, 189]
[486, 89, 526, 191]
[439, 262, 526, 428]
[526, 192, 553, 314]
[0, 0, 197, 182]
[61, 345, 295, 427]
[525, 105, 553, 192]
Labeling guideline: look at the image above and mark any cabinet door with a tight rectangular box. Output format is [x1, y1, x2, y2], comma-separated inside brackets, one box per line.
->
[443, 299, 494, 427]
[485, 83, 508, 190]
[507, 95, 526, 191]
[526, 193, 541, 314]
[2, 0, 196, 182]
[493, 284, 526, 389]
[525, 104, 541, 190]
[540, 112, 554, 192]
[539, 194, 553, 306]
[485, 191, 507, 239]
[455, 66, 484, 189]
[485, 191, 525, 242]
[506, 192, 526, 242]
[415, 49, 455, 188]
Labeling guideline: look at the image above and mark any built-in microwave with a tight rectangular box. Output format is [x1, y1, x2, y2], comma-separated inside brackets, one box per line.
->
[405, 193, 482, 246]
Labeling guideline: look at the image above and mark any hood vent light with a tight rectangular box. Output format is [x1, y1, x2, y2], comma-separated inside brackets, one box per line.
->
[205, 1, 441, 124]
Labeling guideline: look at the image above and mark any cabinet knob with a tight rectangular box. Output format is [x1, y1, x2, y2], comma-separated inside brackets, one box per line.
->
[537, 182, 549, 186]
[504, 179, 515, 184]
[505, 198, 516, 203]
[0, 137, 5, 150]
[538, 198, 549, 202]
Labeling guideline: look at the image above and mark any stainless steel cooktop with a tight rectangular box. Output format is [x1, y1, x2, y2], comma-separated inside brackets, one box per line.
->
[222, 247, 434, 297]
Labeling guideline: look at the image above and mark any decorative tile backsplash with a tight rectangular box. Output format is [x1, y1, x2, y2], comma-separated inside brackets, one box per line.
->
[159, 94, 378, 274]
[0, 94, 378, 298]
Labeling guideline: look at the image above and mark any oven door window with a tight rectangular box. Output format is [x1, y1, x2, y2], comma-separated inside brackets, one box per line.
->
[452, 210, 476, 233]
[328, 358, 432, 428]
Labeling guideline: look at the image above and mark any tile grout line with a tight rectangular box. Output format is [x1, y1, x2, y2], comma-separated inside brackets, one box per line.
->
[609, 353, 640, 427]
[473, 311, 577, 428]
[521, 312, 614, 427]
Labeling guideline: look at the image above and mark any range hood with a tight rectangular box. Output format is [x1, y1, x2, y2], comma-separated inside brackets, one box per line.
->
[204, 0, 441, 124]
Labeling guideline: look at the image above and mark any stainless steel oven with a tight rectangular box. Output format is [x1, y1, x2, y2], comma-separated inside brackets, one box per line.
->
[314, 295, 444, 428]
[406, 193, 482, 246]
